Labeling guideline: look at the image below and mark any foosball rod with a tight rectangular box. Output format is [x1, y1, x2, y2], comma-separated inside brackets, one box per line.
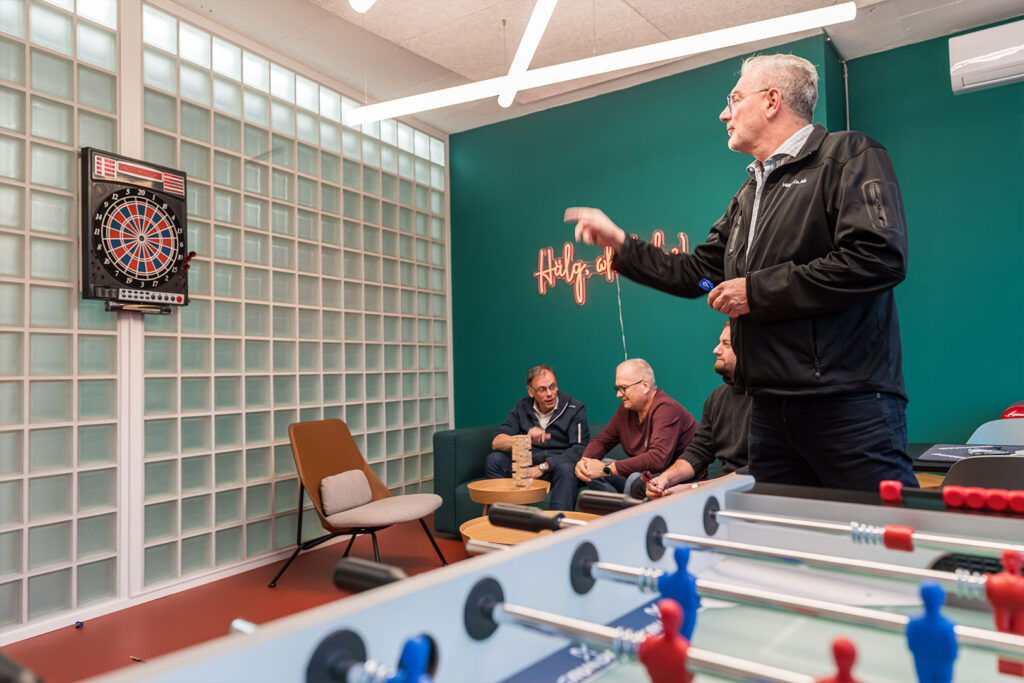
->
[486, 601, 816, 683]
[660, 532, 990, 600]
[586, 560, 1024, 659]
[484, 503, 991, 599]
[712, 508, 1023, 556]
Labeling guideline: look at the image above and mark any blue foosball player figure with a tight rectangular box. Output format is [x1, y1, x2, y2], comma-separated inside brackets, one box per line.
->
[906, 581, 958, 683]
[656, 546, 700, 641]
[388, 635, 435, 683]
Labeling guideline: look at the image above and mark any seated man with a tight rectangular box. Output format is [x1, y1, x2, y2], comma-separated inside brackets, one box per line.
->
[647, 323, 751, 499]
[485, 365, 589, 511]
[575, 359, 697, 493]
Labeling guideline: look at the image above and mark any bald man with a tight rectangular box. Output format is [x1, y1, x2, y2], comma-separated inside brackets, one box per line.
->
[575, 359, 697, 494]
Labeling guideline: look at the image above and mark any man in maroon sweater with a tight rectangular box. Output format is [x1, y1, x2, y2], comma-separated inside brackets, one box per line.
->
[574, 358, 697, 494]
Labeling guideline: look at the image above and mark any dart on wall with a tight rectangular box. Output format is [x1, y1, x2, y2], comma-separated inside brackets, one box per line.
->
[80, 147, 196, 314]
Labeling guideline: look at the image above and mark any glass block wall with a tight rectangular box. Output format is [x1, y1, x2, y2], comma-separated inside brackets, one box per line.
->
[136, 6, 449, 586]
[0, 0, 122, 630]
[0, 0, 450, 635]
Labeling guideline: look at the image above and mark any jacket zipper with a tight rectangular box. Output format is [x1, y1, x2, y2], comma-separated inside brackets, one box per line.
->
[811, 319, 822, 379]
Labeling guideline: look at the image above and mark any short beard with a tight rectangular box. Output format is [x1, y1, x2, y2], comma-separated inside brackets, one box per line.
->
[714, 363, 733, 381]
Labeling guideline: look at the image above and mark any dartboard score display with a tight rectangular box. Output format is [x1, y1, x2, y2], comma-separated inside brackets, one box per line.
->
[80, 148, 190, 310]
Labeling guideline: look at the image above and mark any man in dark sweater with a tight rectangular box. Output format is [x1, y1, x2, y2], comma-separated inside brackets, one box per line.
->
[485, 365, 589, 510]
[576, 359, 697, 494]
[647, 323, 751, 498]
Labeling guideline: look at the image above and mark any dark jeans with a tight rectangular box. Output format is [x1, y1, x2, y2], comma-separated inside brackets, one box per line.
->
[585, 475, 628, 495]
[484, 450, 581, 511]
[748, 392, 918, 490]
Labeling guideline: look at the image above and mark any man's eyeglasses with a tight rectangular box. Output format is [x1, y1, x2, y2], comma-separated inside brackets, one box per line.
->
[614, 379, 644, 395]
[531, 383, 558, 395]
[725, 88, 771, 115]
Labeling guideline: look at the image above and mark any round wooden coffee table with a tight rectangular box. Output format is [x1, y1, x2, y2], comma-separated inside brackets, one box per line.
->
[466, 478, 550, 514]
[459, 511, 599, 545]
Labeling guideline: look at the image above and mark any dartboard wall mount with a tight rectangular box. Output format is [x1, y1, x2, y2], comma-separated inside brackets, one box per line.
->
[80, 147, 193, 314]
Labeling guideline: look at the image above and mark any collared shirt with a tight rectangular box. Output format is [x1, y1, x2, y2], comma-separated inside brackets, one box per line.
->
[745, 123, 814, 245]
[533, 400, 556, 430]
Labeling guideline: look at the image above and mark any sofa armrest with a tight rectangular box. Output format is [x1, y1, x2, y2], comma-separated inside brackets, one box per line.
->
[432, 425, 499, 535]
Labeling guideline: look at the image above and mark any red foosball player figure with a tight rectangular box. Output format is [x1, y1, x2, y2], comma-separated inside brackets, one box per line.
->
[637, 598, 693, 683]
[986, 549, 1024, 677]
[816, 638, 862, 683]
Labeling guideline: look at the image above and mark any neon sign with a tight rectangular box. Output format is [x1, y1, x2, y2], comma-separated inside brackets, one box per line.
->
[534, 230, 690, 306]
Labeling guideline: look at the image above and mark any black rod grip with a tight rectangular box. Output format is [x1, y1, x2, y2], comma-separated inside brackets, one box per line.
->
[577, 490, 644, 515]
[333, 557, 408, 592]
[488, 503, 562, 532]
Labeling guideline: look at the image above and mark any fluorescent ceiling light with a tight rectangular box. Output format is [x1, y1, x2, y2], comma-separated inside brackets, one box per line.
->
[349, 0, 378, 13]
[344, 2, 856, 127]
[498, 0, 559, 108]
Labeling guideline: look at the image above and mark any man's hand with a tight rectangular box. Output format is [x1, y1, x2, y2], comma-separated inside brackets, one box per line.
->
[529, 465, 542, 479]
[707, 277, 750, 318]
[646, 473, 671, 500]
[574, 458, 604, 483]
[527, 426, 551, 445]
[565, 207, 627, 252]
[574, 458, 591, 483]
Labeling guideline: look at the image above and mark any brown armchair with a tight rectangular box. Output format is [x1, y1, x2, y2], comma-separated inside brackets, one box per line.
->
[268, 419, 447, 587]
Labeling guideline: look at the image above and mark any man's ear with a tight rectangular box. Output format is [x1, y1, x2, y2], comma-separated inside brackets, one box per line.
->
[765, 89, 781, 119]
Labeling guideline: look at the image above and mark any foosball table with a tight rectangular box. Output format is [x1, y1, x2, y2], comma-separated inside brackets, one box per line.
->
[95, 476, 1024, 682]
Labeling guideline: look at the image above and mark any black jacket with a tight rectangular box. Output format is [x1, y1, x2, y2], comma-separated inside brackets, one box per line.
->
[614, 124, 908, 399]
[494, 392, 589, 466]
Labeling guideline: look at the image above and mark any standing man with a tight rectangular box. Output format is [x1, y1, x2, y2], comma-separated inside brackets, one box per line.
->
[647, 323, 751, 498]
[575, 359, 697, 493]
[566, 53, 917, 490]
[486, 365, 589, 511]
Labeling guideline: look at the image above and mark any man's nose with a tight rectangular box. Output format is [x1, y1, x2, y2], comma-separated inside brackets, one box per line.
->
[719, 107, 730, 122]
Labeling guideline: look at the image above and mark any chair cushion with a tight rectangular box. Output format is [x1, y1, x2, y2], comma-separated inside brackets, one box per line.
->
[325, 493, 442, 529]
[320, 470, 373, 516]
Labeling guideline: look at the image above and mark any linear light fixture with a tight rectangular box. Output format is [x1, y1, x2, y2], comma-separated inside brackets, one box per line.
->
[498, 0, 559, 108]
[343, 2, 856, 127]
[349, 0, 378, 13]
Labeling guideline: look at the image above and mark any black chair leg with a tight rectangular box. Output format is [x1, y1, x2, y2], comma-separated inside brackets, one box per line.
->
[267, 546, 303, 588]
[342, 533, 357, 558]
[419, 519, 448, 566]
[269, 485, 308, 588]
[370, 532, 381, 562]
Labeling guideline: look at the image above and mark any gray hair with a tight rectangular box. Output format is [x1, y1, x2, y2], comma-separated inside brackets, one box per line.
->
[741, 54, 818, 122]
[526, 364, 555, 386]
[617, 358, 656, 389]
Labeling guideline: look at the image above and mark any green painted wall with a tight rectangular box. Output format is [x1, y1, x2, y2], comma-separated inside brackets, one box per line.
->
[449, 32, 1023, 441]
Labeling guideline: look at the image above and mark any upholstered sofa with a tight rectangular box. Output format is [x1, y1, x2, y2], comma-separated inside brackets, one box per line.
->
[432, 423, 625, 536]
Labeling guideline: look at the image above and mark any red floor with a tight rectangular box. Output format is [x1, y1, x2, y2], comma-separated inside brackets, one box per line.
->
[3, 520, 466, 682]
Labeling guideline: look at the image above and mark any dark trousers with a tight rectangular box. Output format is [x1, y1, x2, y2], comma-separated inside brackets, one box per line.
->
[748, 392, 918, 490]
[585, 475, 627, 494]
[484, 450, 581, 511]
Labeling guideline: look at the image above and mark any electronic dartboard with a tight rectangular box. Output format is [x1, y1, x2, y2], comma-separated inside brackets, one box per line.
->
[80, 148, 192, 310]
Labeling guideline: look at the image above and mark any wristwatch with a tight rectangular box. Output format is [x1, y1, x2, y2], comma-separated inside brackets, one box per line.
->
[538, 461, 550, 474]
[602, 464, 613, 476]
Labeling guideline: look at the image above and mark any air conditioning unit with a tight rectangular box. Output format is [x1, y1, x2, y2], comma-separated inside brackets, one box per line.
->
[949, 19, 1024, 95]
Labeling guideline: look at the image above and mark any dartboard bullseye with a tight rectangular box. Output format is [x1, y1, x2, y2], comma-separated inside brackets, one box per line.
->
[94, 189, 182, 285]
